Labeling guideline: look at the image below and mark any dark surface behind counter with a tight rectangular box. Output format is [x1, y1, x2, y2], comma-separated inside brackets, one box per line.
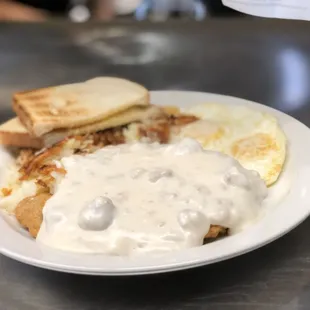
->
[0, 20, 310, 310]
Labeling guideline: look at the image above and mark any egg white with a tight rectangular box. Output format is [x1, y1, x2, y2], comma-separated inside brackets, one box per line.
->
[172, 103, 286, 186]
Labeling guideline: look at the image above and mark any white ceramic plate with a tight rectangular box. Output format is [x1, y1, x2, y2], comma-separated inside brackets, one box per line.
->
[0, 91, 309, 276]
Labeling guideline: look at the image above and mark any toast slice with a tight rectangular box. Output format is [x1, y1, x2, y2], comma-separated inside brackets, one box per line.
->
[0, 105, 164, 149]
[42, 105, 164, 146]
[13, 77, 149, 137]
[0, 118, 43, 149]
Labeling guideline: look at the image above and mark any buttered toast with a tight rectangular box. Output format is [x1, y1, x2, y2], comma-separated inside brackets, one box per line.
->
[0, 118, 43, 149]
[13, 77, 150, 137]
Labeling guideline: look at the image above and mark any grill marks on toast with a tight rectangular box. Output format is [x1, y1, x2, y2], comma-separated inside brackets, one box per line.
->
[14, 89, 87, 120]
[13, 77, 150, 137]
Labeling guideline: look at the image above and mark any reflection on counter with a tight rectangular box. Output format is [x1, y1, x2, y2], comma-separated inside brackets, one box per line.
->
[278, 48, 309, 112]
[0, 0, 244, 22]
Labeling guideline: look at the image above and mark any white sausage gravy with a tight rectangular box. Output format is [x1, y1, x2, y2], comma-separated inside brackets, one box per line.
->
[37, 138, 268, 255]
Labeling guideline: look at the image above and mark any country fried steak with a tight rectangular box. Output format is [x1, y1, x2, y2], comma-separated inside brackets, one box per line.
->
[7, 110, 228, 240]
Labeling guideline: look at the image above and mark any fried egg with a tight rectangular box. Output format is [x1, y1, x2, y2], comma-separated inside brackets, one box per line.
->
[171, 103, 286, 186]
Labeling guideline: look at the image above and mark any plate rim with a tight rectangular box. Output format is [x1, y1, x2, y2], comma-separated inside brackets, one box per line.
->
[1, 90, 309, 276]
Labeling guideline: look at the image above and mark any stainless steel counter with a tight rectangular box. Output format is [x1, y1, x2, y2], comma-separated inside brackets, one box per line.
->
[0, 20, 310, 310]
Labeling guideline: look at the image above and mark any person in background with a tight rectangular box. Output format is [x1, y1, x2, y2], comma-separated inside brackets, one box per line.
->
[0, 0, 240, 21]
[92, 0, 114, 20]
[0, 0, 48, 21]
[0, 0, 116, 21]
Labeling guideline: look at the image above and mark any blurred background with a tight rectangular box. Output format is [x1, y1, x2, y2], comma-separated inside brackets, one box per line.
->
[0, 0, 244, 22]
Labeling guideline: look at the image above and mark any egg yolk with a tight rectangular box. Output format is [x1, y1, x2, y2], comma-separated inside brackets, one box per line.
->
[231, 133, 278, 159]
